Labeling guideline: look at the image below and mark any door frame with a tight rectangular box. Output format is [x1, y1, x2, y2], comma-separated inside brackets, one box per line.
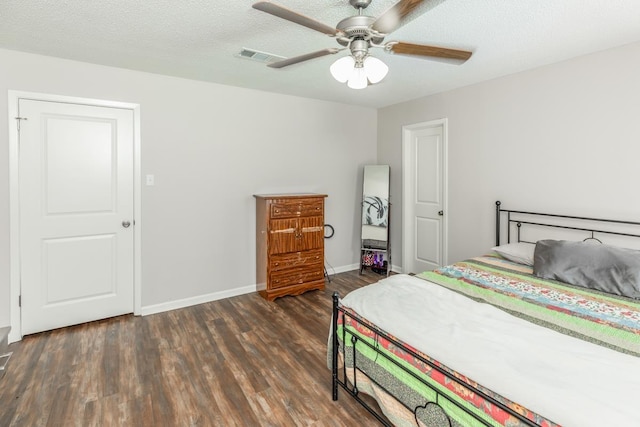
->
[8, 90, 142, 343]
[401, 118, 448, 274]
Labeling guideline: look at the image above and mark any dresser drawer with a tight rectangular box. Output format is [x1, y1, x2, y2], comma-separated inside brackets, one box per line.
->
[270, 249, 323, 272]
[270, 199, 323, 218]
[270, 266, 324, 289]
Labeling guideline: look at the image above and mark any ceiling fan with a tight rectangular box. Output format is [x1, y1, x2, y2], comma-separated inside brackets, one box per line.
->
[252, 0, 473, 89]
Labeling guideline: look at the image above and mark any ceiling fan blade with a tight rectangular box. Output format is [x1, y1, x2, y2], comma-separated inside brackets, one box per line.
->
[371, 0, 434, 35]
[267, 48, 341, 69]
[387, 42, 472, 63]
[253, 2, 339, 36]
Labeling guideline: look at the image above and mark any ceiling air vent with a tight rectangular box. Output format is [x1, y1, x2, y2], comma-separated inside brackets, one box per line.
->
[237, 48, 285, 64]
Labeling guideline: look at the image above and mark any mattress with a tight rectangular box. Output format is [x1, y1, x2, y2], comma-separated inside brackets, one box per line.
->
[331, 257, 640, 426]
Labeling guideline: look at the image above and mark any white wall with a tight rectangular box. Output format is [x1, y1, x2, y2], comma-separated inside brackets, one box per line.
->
[378, 41, 640, 267]
[0, 48, 377, 327]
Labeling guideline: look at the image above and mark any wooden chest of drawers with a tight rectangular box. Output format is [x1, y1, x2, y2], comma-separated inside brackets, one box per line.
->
[254, 193, 327, 301]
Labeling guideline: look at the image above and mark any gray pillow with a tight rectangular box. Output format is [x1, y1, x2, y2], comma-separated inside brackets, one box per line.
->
[533, 239, 640, 299]
[492, 242, 535, 266]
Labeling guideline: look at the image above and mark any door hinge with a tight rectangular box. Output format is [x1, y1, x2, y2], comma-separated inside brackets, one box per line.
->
[18, 295, 21, 307]
[15, 116, 28, 132]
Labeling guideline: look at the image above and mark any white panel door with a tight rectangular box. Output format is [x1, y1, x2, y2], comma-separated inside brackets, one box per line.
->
[19, 99, 134, 335]
[403, 120, 447, 274]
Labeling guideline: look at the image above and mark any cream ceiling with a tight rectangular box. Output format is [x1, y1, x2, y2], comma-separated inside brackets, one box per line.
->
[1, 1, 640, 108]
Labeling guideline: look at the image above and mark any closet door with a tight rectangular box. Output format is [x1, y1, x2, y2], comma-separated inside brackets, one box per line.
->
[402, 119, 447, 274]
[18, 99, 135, 335]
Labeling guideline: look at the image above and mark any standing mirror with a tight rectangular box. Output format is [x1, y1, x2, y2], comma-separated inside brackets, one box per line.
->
[360, 165, 390, 276]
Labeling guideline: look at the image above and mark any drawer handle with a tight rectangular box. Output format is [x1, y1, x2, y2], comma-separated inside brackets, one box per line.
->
[272, 228, 295, 234]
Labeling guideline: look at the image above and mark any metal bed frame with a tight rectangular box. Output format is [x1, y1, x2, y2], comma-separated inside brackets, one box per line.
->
[331, 294, 541, 427]
[331, 200, 640, 427]
[495, 200, 640, 246]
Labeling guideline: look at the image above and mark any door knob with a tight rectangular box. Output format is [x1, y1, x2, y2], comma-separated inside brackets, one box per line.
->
[122, 220, 131, 228]
[438, 211, 444, 216]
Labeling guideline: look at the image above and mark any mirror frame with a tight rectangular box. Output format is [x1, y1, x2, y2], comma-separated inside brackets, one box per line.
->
[360, 165, 391, 276]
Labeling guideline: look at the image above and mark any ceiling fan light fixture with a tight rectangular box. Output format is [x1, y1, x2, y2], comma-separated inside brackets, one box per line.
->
[330, 55, 355, 83]
[331, 53, 388, 89]
[347, 66, 368, 90]
[363, 56, 388, 84]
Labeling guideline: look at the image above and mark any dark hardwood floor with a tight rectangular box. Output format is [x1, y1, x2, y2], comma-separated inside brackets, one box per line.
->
[0, 269, 387, 426]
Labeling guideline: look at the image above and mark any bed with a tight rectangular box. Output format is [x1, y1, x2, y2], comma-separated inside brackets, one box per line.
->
[329, 201, 640, 427]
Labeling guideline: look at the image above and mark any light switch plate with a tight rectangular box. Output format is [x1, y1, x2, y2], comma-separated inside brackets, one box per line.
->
[146, 174, 155, 186]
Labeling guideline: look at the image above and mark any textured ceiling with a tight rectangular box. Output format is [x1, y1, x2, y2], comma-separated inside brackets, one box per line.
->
[1, 1, 640, 108]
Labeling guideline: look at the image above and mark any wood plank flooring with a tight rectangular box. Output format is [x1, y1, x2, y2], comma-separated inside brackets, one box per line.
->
[0, 270, 388, 426]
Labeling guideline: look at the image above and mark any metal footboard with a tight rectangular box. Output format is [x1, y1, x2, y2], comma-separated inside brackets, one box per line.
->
[331, 292, 539, 427]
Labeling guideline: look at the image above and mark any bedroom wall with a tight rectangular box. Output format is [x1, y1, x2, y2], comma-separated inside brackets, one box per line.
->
[378, 41, 640, 268]
[0, 48, 377, 328]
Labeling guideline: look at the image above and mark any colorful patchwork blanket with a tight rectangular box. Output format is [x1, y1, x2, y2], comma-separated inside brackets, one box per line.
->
[337, 308, 559, 427]
[418, 256, 640, 356]
[332, 256, 640, 427]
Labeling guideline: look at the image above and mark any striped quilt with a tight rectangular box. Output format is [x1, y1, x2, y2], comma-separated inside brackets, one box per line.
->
[332, 256, 640, 426]
[337, 309, 559, 427]
[418, 256, 640, 356]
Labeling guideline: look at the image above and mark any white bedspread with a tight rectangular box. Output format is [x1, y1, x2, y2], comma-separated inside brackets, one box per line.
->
[340, 274, 640, 427]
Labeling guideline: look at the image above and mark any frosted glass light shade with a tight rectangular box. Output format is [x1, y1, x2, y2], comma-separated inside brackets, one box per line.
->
[330, 56, 355, 83]
[331, 54, 388, 88]
[347, 67, 367, 89]
[364, 56, 388, 84]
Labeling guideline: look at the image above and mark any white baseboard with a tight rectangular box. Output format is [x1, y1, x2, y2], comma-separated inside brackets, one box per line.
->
[325, 263, 403, 277]
[140, 262, 396, 317]
[325, 263, 359, 275]
[9, 264, 398, 340]
[141, 284, 257, 316]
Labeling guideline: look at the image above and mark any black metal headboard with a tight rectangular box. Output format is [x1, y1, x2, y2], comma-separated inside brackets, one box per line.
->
[495, 200, 640, 247]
